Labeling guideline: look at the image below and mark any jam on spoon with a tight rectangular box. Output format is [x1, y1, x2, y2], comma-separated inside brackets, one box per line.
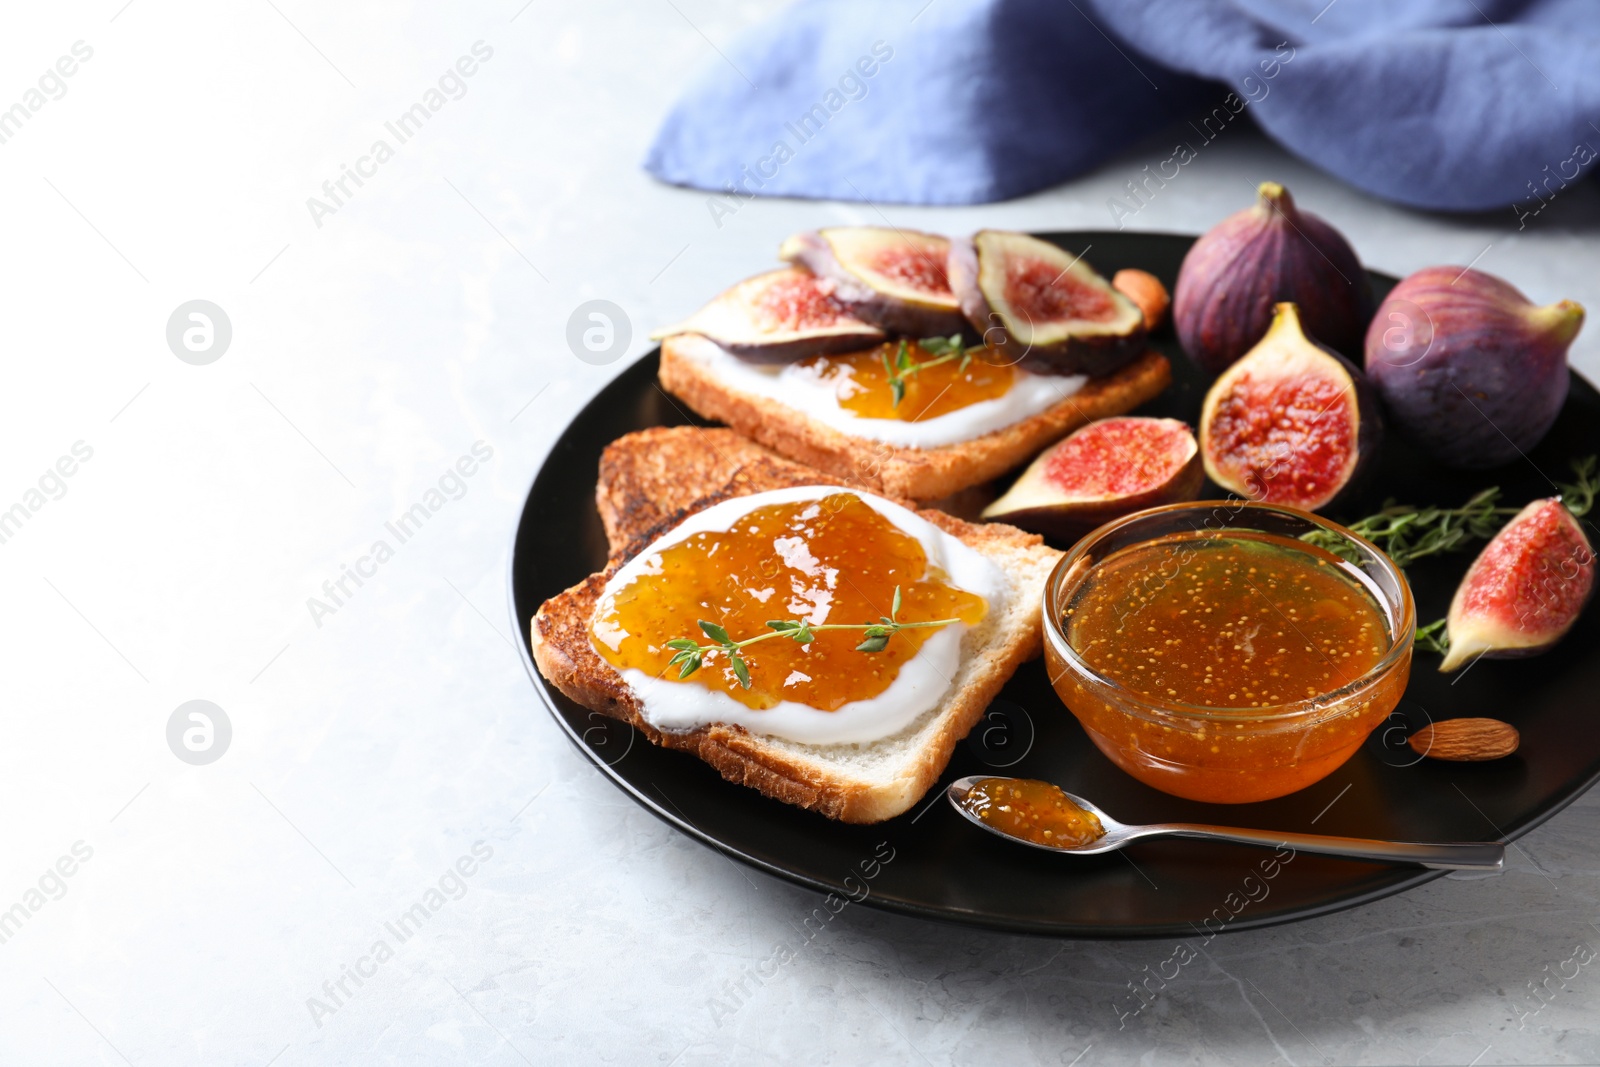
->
[957, 777, 1105, 848]
[946, 774, 1506, 870]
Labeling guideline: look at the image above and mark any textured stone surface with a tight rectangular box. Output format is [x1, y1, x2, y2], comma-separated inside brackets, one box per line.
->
[3, 1, 1599, 1063]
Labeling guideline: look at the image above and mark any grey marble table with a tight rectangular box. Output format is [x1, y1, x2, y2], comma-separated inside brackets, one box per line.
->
[3, 1, 1597, 1063]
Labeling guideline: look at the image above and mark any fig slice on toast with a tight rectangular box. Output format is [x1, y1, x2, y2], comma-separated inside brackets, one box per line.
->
[949, 231, 1146, 377]
[982, 417, 1203, 539]
[650, 267, 885, 363]
[1439, 498, 1595, 671]
[779, 227, 969, 337]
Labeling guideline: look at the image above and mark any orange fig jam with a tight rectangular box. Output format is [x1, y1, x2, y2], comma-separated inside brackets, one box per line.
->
[1067, 531, 1387, 707]
[794, 342, 1015, 421]
[1052, 529, 1405, 803]
[960, 778, 1105, 847]
[590, 493, 986, 712]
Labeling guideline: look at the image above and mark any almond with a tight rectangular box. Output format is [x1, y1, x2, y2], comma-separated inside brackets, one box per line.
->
[1113, 269, 1170, 331]
[1407, 717, 1520, 761]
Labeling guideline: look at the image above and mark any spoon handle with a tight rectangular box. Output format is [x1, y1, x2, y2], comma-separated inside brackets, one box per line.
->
[1148, 824, 1505, 871]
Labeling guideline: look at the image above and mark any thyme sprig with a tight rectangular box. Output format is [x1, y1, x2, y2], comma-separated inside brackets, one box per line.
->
[664, 585, 960, 690]
[1560, 454, 1599, 517]
[1413, 617, 1451, 655]
[1300, 455, 1598, 569]
[881, 335, 973, 407]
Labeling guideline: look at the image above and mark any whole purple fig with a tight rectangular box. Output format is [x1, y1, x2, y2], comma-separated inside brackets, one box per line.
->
[1174, 182, 1369, 373]
[1365, 266, 1584, 469]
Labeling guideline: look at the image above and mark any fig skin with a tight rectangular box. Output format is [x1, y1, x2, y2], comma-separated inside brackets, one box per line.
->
[1440, 498, 1595, 671]
[1174, 182, 1370, 374]
[650, 267, 885, 363]
[1199, 302, 1382, 512]
[778, 228, 971, 338]
[1365, 266, 1584, 469]
[982, 416, 1203, 540]
[948, 231, 1147, 377]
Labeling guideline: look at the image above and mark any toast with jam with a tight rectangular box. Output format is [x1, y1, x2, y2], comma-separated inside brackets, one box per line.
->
[658, 335, 1170, 503]
[649, 226, 1172, 503]
[529, 427, 1061, 823]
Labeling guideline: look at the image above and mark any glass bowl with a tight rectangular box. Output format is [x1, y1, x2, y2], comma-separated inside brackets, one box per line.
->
[1042, 501, 1415, 804]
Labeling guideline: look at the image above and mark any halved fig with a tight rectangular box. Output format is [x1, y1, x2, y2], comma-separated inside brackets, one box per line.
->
[778, 227, 969, 337]
[983, 417, 1202, 538]
[1439, 498, 1595, 671]
[650, 267, 885, 363]
[948, 231, 1147, 376]
[1199, 302, 1381, 511]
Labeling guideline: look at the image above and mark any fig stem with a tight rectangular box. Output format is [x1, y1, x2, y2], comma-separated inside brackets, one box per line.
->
[1530, 299, 1586, 347]
[1268, 301, 1305, 334]
[1257, 181, 1295, 216]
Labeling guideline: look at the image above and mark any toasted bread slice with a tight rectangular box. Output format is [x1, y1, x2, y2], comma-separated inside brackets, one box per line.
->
[658, 335, 1171, 502]
[595, 426, 888, 554]
[532, 429, 1062, 823]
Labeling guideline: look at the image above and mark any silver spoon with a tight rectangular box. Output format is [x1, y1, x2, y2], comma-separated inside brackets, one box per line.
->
[947, 776, 1504, 871]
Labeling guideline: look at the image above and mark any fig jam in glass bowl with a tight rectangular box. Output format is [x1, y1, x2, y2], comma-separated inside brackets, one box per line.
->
[1043, 502, 1414, 804]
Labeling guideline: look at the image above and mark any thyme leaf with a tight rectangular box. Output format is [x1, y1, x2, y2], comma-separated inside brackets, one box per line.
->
[664, 586, 961, 689]
[1413, 617, 1450, 655]
[881, 335, 973, 408]
[1299, 455, 1598, 569]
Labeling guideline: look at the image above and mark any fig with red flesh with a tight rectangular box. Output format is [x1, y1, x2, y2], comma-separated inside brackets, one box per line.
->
[1365, 266, 1584, 469]
[982, 417, 1203, 538]
[778, 227, 969, 337]
[1174, 182, 1369, 374]
[947, 231, 1146, 377]
[650, 267, 885, 363]
[1199, 302, 1381, 512]
[1439, 498, 1595, 671]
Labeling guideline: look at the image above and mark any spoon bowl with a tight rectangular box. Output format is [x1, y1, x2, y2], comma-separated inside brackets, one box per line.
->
[946, 775, 1505, 871]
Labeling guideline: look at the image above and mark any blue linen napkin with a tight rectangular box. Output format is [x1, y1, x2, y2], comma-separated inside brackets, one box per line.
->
[644, 0, 1600, 214]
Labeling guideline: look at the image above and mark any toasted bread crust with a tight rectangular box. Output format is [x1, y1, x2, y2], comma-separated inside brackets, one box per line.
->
[658, 337, 1171, 502]
[534, 433, 1060, 823]
[596, 427, 907, 555]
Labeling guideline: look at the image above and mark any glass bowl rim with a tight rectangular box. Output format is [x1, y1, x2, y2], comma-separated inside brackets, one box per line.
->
[1042, 499, 1417, 725]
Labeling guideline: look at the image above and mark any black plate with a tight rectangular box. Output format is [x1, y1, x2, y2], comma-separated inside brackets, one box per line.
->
[510, 231, 1600, 938]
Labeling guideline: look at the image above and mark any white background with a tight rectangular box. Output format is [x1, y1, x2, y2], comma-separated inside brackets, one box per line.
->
[3, 1, 1599, 1063]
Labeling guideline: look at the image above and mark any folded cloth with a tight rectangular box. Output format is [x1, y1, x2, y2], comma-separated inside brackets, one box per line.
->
[644, 0, 1600, 212]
